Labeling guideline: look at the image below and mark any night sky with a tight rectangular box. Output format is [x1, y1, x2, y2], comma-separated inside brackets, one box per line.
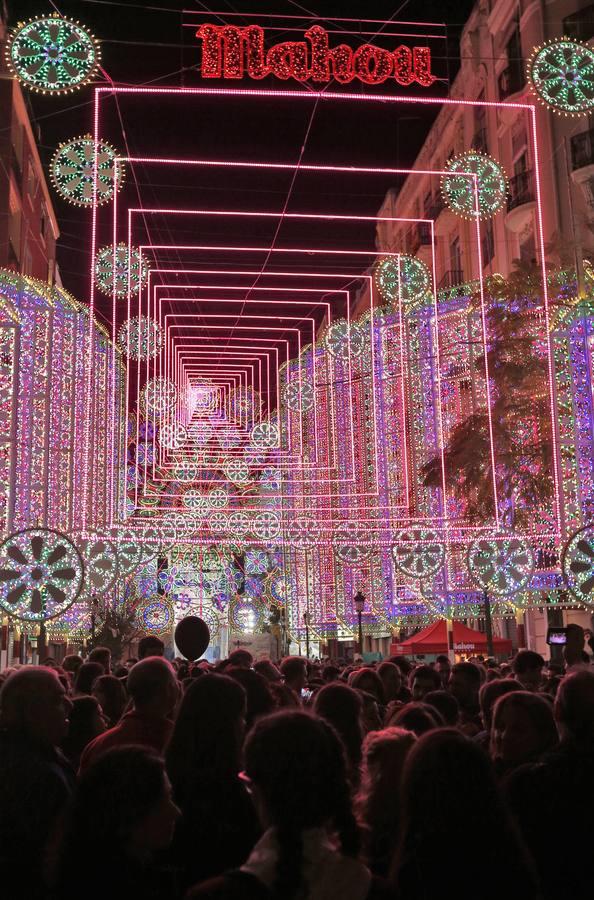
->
[10, 1, 475, 329]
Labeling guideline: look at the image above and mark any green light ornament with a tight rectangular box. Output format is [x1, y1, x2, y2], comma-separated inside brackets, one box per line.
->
[441, 151, 508, 220]
[528, 39, 594, 116]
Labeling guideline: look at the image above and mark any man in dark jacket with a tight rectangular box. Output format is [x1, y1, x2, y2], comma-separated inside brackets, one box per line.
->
[0, 667, 75, 898]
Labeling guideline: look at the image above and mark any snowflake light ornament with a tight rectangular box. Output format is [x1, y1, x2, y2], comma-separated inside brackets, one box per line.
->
[283, 377, 315, 412]
[250, 421, 279, 450]
[224, 458, 250, 484]
[252, 511, 281, 541]
[159, 422, 187, 451]
[528, 39, 594, 116]
[562, 526, 594, 604]
[96, 244, 150, 298]
[441, 151, 508, 219]
[325, 319, 365, 360]
[467, 535, 534, 597]
[391, 528, 445, 579]
[374, 255, 432, 308]
[51, 137, 123, 207]
[141, 378, 177, 417]
[6, 15, 100, 94]
[117, 317, 163, 360]
[208, 486, 229, 509]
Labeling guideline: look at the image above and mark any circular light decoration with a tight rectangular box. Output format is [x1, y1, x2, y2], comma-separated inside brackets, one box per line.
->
[252, 511, 281, 541]
[285, 516, 319, 550]
[562, 526, 594, 604]
[189, 423, 213, 447]
[391, 528, 445, 579]
[208, 486, 229, 510]
[117, 317, 163, 360]
[194, 606, 221, 641]
[283, 377, 315, 413]
[209, 511, 228, 533]
[374, 255, 431, 308]
[141, 377, 177, 417]
[96, 244, 150, 298]
[325, 319, 365, 360]
[138, 596, 173, 634]
[441, 151, 507, 220]
[0, 528, 83, 622]
[467, 535, 534, 597]
[230, 597, 265, 633]
[6, 14, 100, 94]
[528, 39, 594, 116]
[107, 528, 144, 578]
[250, 421, 279, 450]
[170, 511, 197, 541]
[228, 511, 250, 539]
[183, 489, 208, 513]
[75, 531, 119, 597]
[224, 458, 250, 484]
[333, 522, 372, 565]
[269, 575, 286, 606]
[50, 136, 123, 207]
[174, 460, 198, 484]
[159, 422, 187, 451]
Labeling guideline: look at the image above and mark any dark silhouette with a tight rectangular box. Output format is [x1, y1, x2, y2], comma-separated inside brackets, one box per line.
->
[73, 661, 104, 696]
[313, 682, 364, 784]
[92, 674, 127, 727]
[61, 695, 106, 768]
[138, 635, 165, 659]
[386, 701, 443, 735]
[490, 691, 558, 774]
[423, 689, 459, 726]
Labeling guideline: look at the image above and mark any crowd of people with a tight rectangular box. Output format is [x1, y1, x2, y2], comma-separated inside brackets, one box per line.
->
[1, 626, 593, 900]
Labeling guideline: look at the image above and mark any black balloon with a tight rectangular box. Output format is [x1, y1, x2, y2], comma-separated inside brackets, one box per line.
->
[174, 616, 210, 661]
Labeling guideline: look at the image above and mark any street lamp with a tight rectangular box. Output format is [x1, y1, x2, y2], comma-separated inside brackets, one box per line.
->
[354, 591, 365, 655]
[303, 610, 310, 659]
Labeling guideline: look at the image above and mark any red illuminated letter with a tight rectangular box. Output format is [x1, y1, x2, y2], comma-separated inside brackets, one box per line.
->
[266, 41, 309, 81]
[305, 26, 354, 84]
[352, 44, 394, 84]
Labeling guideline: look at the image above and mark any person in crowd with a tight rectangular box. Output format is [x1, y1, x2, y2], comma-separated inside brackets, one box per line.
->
[61, 695, 107, 768]
[227, 649, 254, 669]
[357, 727, 417, 878]
[409, 664, 441, 701]
[313, 682, 364, 786]
[279, 655, 308, 700]
[322, 664, 341, 683]
[388, 655, 413, 683]
[448, 662, 482, 735]
[0, 668, 75, 899]
[386, 701, 443, 736]
[92, 673, 127, 728]
[391, 729, 540, 900]
[490, 691, 558, 775]
[188, 710, 391, 900]
[88, 646, 111, 674]
[254, 659, 282, 683]
[434, 654, 451, 688]
[423, 690, 459, 726]
[513, 650, 545, 692]
[376, 661, 405, 704]
[227, 667, 275, 729]
[62, 654, 83, 682]
[138, 635, 165, 660]
[475, 677, 522, 748]
[166, 674, 260, 890]
[73, 660, 104, 696]
[349, 668, 386, 707]
[506, 670, 594, 900]
[79, 657, 178, 772]
[51, 747, 180, 900]
[564, 623, 588, 669]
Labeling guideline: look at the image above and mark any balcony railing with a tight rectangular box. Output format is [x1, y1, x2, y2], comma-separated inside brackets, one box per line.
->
[438, 269, 464, 290]
[507, 169, 535, 212]
[498, 63, 525, 100]
[425, 196, 445, 220]
[406, 223, 432, 255]
[471, 127, 488, 154]
[571, 127, 594, 170]
[564, 5, 594, 41]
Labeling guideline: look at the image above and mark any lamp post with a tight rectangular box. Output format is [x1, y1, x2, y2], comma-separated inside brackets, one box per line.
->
[482, 588, 494, 658]
[354, 591, 365, 655]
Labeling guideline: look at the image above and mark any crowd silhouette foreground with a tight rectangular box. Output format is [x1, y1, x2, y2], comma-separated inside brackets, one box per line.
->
[1, 630, 594, 900]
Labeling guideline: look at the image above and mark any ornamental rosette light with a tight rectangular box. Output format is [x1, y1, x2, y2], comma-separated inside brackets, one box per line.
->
[51, 137, 124, 207]
[528, 39, 594, 116]
[0, 528, 84, 622]
[441, 151, 508, 219]
[138, 596, 173, 634]
[117, 317, 163, 360]
[391, 528, 445, 579]
[250, 421, 279, 449]
[95, 244, 150, 298]
[562, 526, 594, 605]
[325, 319, 365, 359]
[141, 377, 177, 417]
[159, 422, 188, 451]
[283, 377, 315, 412]
[6, 15, 101, 94]
[374, 255, 432, 309]
[467, 535, 534, 597]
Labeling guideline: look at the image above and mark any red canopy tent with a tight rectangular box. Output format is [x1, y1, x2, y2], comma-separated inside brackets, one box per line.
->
[391, 619, 512, 656]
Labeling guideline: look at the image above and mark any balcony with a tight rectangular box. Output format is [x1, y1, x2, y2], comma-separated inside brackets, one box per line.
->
[438, 269, 464, 291]
[498, 63, 525, 101]
[471, 128, 488, 155]
[505, 169, 536, 233]
[564, 5, 594, 42]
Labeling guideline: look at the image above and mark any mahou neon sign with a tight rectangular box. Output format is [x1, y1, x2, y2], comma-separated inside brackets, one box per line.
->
[197, 24, 435, 87]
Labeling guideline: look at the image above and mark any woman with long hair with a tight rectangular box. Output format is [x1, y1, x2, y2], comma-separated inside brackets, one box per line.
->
[490, 691, 558, 776]
[51, 746, 180, 900]
[313, 682, 364, 785]
[165, 673, 260, 891]
[189, 710, 391, 900]
[391, 729, 540, 900]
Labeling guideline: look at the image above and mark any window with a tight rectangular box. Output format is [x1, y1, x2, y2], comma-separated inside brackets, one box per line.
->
[8, 184, 21, 262]
[450, 235, 462, 278]
[564, 5, 594, 41]
[519, 230, 536, 265]
[27, 159, 37, 199]
[482, 222, 495, 267]
[499, 23, 525, 98]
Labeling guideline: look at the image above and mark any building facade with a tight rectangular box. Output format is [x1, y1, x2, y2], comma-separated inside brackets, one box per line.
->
[0, 13, 59, 283]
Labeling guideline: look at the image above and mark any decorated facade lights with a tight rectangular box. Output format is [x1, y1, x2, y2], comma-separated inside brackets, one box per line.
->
[137, 596, 174, 634]
[374, 255, 432, 309]
[391, 528, 446, 579]
[95, 244, 150, 298]
[441, 151, 508, 219]
[6, 14, 101, 94]
[74, 531, 119, 598]
[561, 525, 594, 606]
[141, 377, 177, 418]
[466, 535, 535, 598]
[527, 38, 594, 116]
[51, 137, 124, 207]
